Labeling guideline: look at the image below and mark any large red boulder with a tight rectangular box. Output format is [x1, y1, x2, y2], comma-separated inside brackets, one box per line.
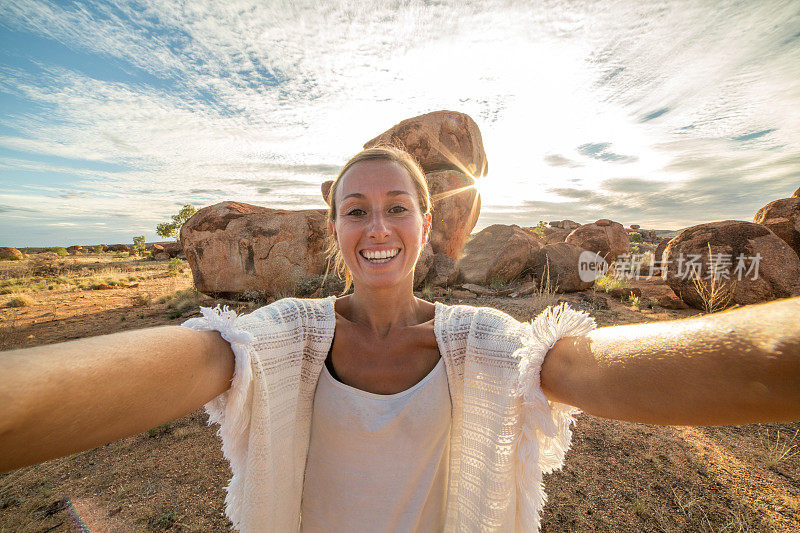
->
[427, 170, 480, 259]
[791, 186, 799, 198]
[364, 110, 488, 177]
[663, 220, 800, 309]
[455, 224, 544, 285]
[565, 219, 629, 262]
[753, 197, 800, 260]
[180, 202, 328, 298]
[529, 243, 594, 293]
[0, 247, 23, 260]
[413, 243, 434, 289]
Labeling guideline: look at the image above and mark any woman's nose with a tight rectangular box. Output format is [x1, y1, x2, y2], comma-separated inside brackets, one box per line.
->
[367, 212, 390, 239]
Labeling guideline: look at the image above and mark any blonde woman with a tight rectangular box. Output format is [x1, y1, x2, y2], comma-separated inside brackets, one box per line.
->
[2, 146, 799, 532]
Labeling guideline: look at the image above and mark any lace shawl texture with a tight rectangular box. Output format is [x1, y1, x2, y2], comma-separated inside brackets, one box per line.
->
[514, 302, 596, 532]
[181, 299, 335, 533]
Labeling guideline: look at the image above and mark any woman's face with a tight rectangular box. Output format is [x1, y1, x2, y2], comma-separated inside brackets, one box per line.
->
[331, 159, 431, 291]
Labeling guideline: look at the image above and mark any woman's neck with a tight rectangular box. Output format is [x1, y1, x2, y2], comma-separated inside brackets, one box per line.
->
[336, 285, 432, 339]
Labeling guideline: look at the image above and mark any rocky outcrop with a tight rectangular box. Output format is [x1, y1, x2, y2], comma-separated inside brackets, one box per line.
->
[565, 219, 629, 262]
[540, 227, 572, 244]
[413, 243, 434, 288]
[180, 201, 328, 298]
[529, 243, 594, 293]
[753, 197, 800, 260]
[161, 242, 183, 259]
[663, 220, 800, 309]
[0, 247, 23, 260]
[364, 110, 488, 177]
[66, 245, 82, 255]
[550, 219, 580, 231]
[425, 253, 458, 287]
[792, 186, 799, 198]
[107, 244, 130, 253]
[427, 170, 481, 258]
[321, 181, 334, 205]
[455, 224, 543, 285]
[630, 224, 640, 230]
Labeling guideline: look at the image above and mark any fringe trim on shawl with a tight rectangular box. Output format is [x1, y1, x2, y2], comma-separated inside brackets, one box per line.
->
[182, 305, 255, 531]
[513, 302, 597, 532]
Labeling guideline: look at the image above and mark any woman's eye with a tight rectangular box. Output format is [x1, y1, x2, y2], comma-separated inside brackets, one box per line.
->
[390, 205, 407, 214]
[346, 208, 365, 216]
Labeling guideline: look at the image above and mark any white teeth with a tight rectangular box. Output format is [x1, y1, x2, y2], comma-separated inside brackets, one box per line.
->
[361, 249, 399, 261]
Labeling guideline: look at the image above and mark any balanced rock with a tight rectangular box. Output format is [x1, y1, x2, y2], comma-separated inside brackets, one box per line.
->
[456, 224, 543, 285]
[427, 170, 480, 258]
[630, 224, 640, 230]
[180, 201, 328, 298]
[364, 110, 488, 177]
[565, 219, 629, 262]
[413, 243, 434, 289]
[753, 197, 800, 260]
[0, 247, 23, 260]
[425, 253, 458, 287]
[550, 219, 581, 231]
[663, 220, 800, 309]
[529, 243, 595, 293]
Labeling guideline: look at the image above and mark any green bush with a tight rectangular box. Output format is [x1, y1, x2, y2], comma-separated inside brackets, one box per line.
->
[133, 235, 146, 255]
[167, 257, 184, 276]
[628, 232, 642, 243]
[531, 220, 548, 238]
[42, 247, 68, 256]
[157, 204, 196, 239]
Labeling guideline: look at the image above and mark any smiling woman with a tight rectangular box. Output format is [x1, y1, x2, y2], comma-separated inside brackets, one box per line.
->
[1, 147, 799, 533]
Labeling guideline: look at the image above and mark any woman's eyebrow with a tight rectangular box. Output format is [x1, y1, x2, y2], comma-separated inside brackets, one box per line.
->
[341, 190, 412, 200]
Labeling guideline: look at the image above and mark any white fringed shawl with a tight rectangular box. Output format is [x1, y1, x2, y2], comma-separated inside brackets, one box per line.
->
[182, 296, 596, 532]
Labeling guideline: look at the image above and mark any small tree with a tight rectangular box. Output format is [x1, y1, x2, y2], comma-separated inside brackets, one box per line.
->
[157, 204, 196, 240]
[133, 235, 146, 255]
[531, 220, 548, 238]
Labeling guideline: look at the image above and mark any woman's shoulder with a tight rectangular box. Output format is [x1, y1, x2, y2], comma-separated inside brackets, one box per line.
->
[239, 296, 336, 330]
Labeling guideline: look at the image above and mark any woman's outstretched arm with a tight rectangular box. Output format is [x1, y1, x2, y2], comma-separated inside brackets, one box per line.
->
[541, 295, 800, 426]
[0, 326, 234, 473]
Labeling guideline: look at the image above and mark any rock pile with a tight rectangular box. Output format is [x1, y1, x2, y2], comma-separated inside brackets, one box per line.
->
[0, 247, 23, 260]
[565, 219, 629, 262]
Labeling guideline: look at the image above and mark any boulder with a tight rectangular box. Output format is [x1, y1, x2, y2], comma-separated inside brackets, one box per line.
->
[455, 224, 543, 285]
[630, 224, 640, 230]
[66, 245, 82, 255]
[425, 253, 458, 287]
[654, 238, 670, 264]
[107, 244, 130, 252]
[792, 186, 799, 198]
[321, 181, 334, 205]
[529, 242, 594, 293]
[565, 219, 629, 262]
[161, 242, 183, 258]
[549, 219, 581, 231]
[539, 227, 572, 244]
[753, 197, 800, 260]
[153, 252, 170, 261]
[427, 170, 481, 258]
[413, 243, 434, 289]
[364, 110, 488, 177]
[0, 247, 23, 260]
[663, 220, 800, 309]
[180, 201, 328, 298]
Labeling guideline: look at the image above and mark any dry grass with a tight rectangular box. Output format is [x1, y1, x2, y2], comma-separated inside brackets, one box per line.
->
[159, 288, 208, 318]
[690, 243, 737, 314]
[761, 428, 800, 469]
[3, 293, 35, 308]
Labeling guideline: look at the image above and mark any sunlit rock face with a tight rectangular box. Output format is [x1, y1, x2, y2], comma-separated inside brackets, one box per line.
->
[413, 242, 434, 289]
[180, 201, 328, 298]
[426, 169, 481, 259]
[364, 110, 488, 178]
[455, 224, 544, 285]
[753, 198, 800, 261]
[662, 220, 800, 309]
[529, 242, 594, 293]
[565, 219, 629, 262]
[0, 247, 23, 260]
[792, 187, 800, 198]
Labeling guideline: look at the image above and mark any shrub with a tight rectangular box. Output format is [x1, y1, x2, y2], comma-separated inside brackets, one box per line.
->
[489, 277, 506, 290]
[4, 293, 35, 307]
[593, 275, 629, 293]
[157, 204, 196, 240]
[42, 246, 68, 256]
[420, 285, 434, 301]
[167, 258, 185, 276]
[530, 220, 548, 239]
[133, 235, 147, 255]
[92, 245, 105, 254]
[628, 232, 642, 243]
[690, 243, 737, 314]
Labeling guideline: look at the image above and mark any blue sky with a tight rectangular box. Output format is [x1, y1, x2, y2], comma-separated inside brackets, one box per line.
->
[1, 0, 798, 247]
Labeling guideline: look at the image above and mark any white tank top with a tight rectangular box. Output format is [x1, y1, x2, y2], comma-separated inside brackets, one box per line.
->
[300, 356, 452, 532]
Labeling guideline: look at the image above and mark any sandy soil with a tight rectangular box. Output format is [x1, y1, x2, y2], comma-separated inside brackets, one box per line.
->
[1, 255, 798, 532]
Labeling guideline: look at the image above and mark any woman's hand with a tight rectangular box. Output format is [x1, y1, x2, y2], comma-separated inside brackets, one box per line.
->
[0, 326, 234, 473]
[541, 295, 800, 426]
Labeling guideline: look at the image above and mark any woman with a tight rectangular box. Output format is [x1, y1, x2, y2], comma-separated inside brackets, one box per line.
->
[1, 146, 799, 533]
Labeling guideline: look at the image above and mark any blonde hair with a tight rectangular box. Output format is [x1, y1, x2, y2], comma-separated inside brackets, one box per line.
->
[323, 146, 432, 294]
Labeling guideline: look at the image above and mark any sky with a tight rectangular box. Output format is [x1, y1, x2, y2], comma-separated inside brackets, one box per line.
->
[1, 0, 798, 247]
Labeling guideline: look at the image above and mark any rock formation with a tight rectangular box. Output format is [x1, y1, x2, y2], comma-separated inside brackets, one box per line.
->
[425, 253, 459, 287]
[549, 219, 581, 231]
[413, 243, 434, 288]
[0, 247, 23, 260]
[180, 201, 328, 298]
[364, 110, 488, 177]
[565, 219, 629, 262]
[753, 197, 800, 260]
[529, 242, 594, 293]
[662, 220, 800, 309]
[455, 224, 543, 285]
[426, 170, 480, 258]
[792, 186, 799, 198]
